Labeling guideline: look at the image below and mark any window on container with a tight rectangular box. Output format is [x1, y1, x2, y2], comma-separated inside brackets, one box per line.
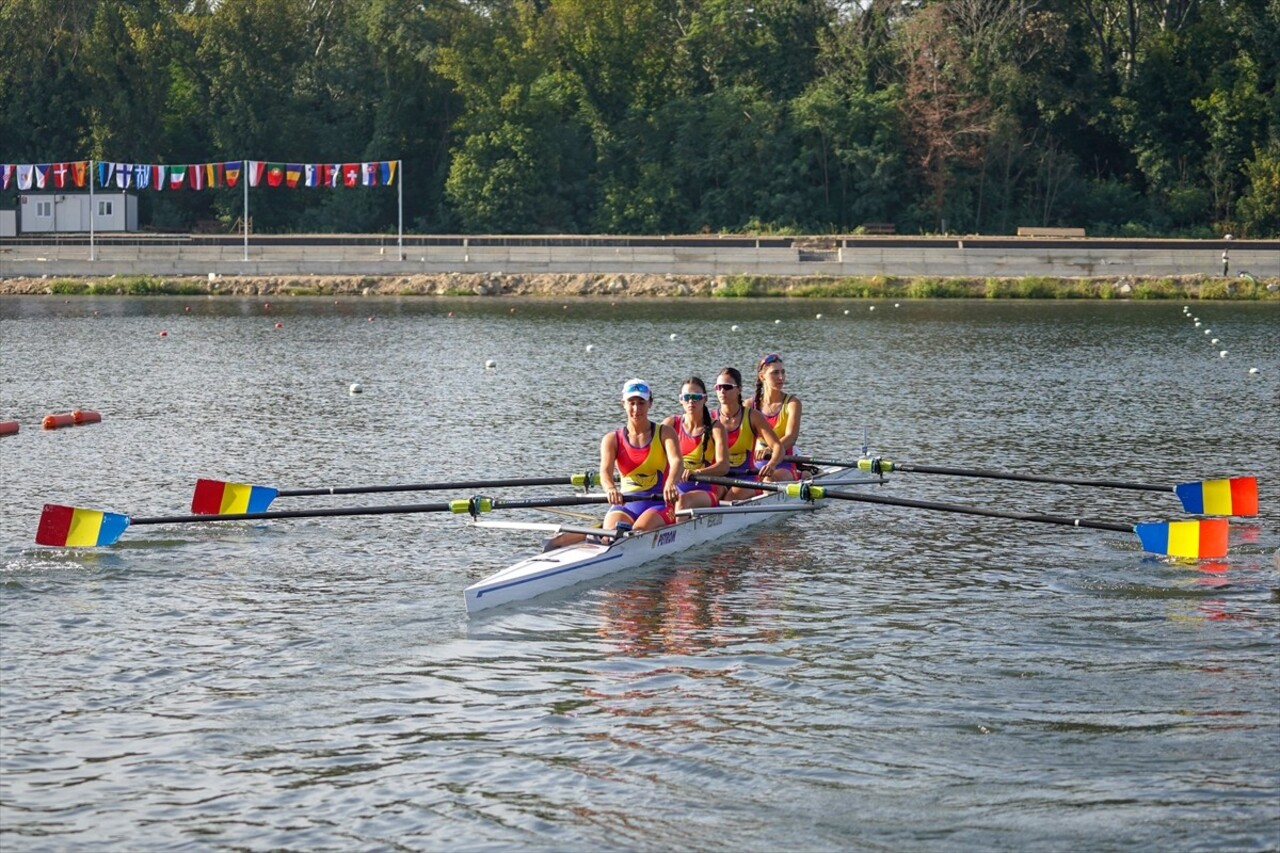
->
[36, 201, 52, 217]
[98, 201, 113, 216]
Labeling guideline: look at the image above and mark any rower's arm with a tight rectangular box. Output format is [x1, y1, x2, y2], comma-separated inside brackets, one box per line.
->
[776, 397, 802, 450]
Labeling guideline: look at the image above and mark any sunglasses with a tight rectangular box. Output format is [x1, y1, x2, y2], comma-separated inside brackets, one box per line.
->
[681, 392, 707, 402]
[714, 383, 738, 391]
[761, 353, 782, 366]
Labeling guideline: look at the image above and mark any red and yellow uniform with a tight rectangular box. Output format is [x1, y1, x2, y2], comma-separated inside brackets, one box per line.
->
[715, 409, 757, 476]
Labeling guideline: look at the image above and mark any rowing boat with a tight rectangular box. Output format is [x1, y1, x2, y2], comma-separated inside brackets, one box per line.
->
[463, 465, 879, 613]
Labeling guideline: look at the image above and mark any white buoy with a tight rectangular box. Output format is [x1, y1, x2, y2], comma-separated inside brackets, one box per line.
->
[1219, 350, 1228, 358]
[731, 324, 740, 332]
[1204, 329, 1211, 334]
[670, 333, 677, 340]
[1195, 322, 1201, 327]
[1248, 367, 1260, 374]
[485, 359, 496, 369]
[775, 319, 781, 324]
[894, 303, 900, 308]
[1211, 338, 1219, 344]
[815, 313, 823, 319]
[1194, 316, 1200, 322]
[349, 383, 363, 394]
[844, 309, 850, 315]
[585, 344, 594, 353]
[869, 305, 875, 311]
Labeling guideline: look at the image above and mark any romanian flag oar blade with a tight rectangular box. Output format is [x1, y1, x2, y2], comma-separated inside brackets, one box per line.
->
[690, 475, 1230, 559]
[37, 493, 638, 547]
[786, 456, 1258, 517]
[1173, 477, 1258, 517]
[191, 479, 279, 514]
[190, 473, 601, 514]
[36, 505, 132, 547]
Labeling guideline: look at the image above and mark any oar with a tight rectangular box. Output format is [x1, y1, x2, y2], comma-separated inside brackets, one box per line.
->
[691, 474, 1229, 559]
[190, 473, 602, 514]
[787, 455, 1258, 517]
[35, 493, 639, 548]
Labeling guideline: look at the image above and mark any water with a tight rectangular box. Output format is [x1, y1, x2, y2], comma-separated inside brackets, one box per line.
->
[1, 296, 1277, 851]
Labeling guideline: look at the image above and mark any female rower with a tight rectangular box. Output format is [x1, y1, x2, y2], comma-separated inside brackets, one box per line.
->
[600, 378, 683, 534]
[712, 367, 785, 502]
[661, 376, 729, 512]
[749, 352, 801, 480]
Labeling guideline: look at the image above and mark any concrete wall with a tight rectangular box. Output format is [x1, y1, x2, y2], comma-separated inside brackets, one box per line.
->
[1, 236, 1277, 279]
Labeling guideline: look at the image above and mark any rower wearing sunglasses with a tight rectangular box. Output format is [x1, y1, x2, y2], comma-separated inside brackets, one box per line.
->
[661, 376, 729, 513]
[712, 367, 786, 502]
[599, 378, 683, 534]
[748, 352, 801, 481]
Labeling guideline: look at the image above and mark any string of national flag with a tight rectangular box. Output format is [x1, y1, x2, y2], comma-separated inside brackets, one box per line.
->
[1, 160, 400, 192]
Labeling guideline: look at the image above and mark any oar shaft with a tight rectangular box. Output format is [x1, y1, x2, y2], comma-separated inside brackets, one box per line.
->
[787, 455, 1172, 493]
[278, 476, 582, 498]
[819, 487, 1135, 534]
[692, 473, 1134, 534]
[135, 493, 632, 526]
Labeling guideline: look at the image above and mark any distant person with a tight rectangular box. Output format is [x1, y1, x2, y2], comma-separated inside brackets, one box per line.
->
[711, 367, 784, 502]
[662, 376, 728, 513]
[748, 352, 801, 481]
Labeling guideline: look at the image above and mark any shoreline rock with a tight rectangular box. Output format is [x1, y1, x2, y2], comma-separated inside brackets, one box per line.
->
[0, 272, 1276, 299]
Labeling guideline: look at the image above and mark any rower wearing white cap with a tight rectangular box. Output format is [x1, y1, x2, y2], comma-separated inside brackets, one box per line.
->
[600, 378, 683, 534]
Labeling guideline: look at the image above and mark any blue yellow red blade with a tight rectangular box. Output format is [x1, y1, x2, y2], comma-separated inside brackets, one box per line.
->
[1134, 519, 1229, 559]
[1174, 477, 1258, 517]
[191, 479, 279, 514]
[36, 505, 131, 547]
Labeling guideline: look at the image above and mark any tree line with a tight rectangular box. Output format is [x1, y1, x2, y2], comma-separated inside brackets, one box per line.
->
[3, 0, 1277, 237]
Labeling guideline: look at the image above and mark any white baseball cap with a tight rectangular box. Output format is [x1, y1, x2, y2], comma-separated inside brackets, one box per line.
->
[622, 378, 652, 401]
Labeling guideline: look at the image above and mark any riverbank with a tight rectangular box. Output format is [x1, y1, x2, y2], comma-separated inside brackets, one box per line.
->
[1, 272, 1277, 299]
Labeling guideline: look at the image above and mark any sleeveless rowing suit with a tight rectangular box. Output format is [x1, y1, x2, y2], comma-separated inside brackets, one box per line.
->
[754, 393, 799, 474]
[613, 421, 672, 521]
[675, 417, 719, 501]
[714, 407, 757, 478]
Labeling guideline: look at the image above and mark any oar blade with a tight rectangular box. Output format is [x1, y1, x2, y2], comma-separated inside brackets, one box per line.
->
[1134, 519, 1229, 559]
[36, 504, 131, 547]
[1174, 477, 1258, 517]
[191, 479, 279, 515]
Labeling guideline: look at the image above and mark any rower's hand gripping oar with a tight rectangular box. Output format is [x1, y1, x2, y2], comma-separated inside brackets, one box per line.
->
[691, 474, 1230, 559]
[35, 492, 637, 548]
[190, 473, 604, 515]
[786, 455, 1258, 518]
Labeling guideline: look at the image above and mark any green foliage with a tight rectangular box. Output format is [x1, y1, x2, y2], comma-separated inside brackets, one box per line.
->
[82, 276, 204, 295]
[49, 279, 90, 294]
[714, 276, 776, 297]
[2, 0, 1276, 236]
[908, 278, 972, 298]
[1132, 279, 1179, 300]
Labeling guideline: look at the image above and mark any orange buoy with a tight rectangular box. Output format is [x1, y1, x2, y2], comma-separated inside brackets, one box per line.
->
[72, 409, 102, 425]
[43, 412, 77, 430]
[0, 420, 19, 436]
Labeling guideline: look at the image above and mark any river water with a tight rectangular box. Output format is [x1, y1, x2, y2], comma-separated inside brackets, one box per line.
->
[1, 296, 1277, 851]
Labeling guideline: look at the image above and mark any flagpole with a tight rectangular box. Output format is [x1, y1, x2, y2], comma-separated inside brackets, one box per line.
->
[397, 160, 404, 261]
[242, 159, 249, 262]
[89, 160, 95, 262]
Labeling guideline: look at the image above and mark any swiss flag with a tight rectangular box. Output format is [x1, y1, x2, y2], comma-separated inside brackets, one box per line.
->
[342, 163, 360, 187]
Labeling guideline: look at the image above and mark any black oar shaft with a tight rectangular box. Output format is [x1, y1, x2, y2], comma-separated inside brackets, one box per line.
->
[278, 477, 576, 498]
[819, 487, 1134, 534]
[788, 455, 1172, 493]
[133, 494, 635, 526]
[691, 473, 1134, 534]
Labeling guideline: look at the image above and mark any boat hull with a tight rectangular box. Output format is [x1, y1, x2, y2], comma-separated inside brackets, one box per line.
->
[464, 466, 876, 613]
